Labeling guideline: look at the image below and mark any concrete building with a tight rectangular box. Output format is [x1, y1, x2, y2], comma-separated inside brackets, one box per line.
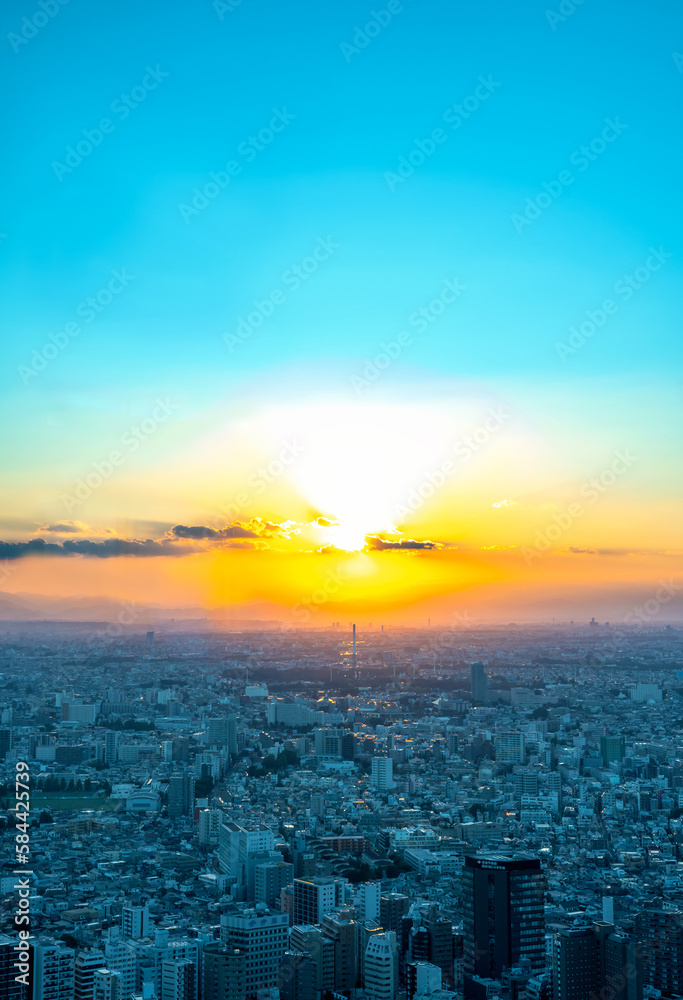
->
[278, 950, 317, 1000]
[203, 943, 246, 1000]
[220, 909, 289, 997]
[364, 931, 398, 1000]
[293, 877, 346, 925]
[371, 756, 395, 790]
[32, 940, 75, 1000]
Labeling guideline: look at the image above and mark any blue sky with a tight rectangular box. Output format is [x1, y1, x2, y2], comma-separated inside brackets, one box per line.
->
[1, 0, 681, 486]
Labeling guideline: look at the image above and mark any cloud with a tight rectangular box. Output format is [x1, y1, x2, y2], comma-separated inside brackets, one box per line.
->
[492, 499, 518, 508]
[38, 520, 89, 534]
[0, 537, 187, 561]
[171, 523, 258, 540]
[365, 536, 438, 551]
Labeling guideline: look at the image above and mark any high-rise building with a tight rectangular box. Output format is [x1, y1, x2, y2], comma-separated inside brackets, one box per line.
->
[94, 970, 122, 1000]
[371, 757, 395, 790]
[364, 932, 398, 1000]
[220, 908, 289, 997]
[134, 930, 199, 1000]
[167, 772, 195, 818]
[104, 731, 118, 764]
[32, 940, 75, 1000]
[380, 894, 410, 935]
[255, 861, 294, 907]
[0, 933, 30, 1000]
[279, 951, 317, 1000]
[462, 854, 545, 994]
[321, 911, 357, 991]
[600, 735, 626, 766]
[356, 882, 382, 923]
[0, 727, 12, 760]
[289, 926, 334, 995]
[75, 949, 106, 1000]
[293, 877, 346, 925]
[407, 961, 442, 999]
[494, 733, 525, 764]
[552, 923, 642, 1000]
[218, 822, 276, 886]
[161, 959, 196, 1000]
[104, 938, 137, 1000]
[635, 907, 682, 995]
[470, 663, 488, 703]
[202, 943, 246, 1000]
[122, 904, 151, 940]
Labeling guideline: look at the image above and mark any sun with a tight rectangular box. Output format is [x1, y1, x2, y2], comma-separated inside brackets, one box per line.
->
[321, 520, 370, 552]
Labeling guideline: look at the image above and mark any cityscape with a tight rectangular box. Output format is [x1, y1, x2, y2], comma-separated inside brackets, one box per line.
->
[2, 617, 683, 999]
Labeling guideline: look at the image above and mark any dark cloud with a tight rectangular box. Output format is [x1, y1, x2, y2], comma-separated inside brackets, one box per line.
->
[171, 523, 258, 540]
[365, 536, 438, 551]
[0, 537, 185, 560]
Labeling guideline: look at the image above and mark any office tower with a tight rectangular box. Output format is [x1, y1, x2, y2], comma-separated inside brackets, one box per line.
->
[94, 970, 122, 1000]
[289, 926, 335, 994]
[635, 907, 682, 995]
[122, 904, 151, 940]
[202, 943, 246, 1000]
[462, 854, 545, 992]
[371, 757, 395, 790]
[220, 909, 289, 996]
[600, 735, 626, 766]
[553, 923, 642, 1000]
[0, 933, 30, 1000]
[75, 949, 106, 1000]
[380, 894, 410, 935]
[255, 861, 294, 907]
[104, 730, 118, 764]
[321, 912, 357, 991]
[279, 951, 317, 1000]
[364, 932, 398, 1000]
[359, 922, 385, 984]
[314, 727, 344, 757]
[407, 961, 442, 999]
[424, 905, 454, 981]
[356, 882, 382, 923]
[512, 769, 539, 798]
[161, 959, 196, 1000]
[244, 850, 286, 902]
[494, 733, 526, 764]
[146, 630, 154, 651]
[293, 877, 346, 925]
[134, 930, 199, 1000]
[168, 772, 195, 818]
[341, 730, 356, 760]
[32, 940, 75, 1000]
[470, 662, 487, 703]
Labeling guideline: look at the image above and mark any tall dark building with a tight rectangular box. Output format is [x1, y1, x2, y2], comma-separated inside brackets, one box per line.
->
[470, 662, 488, 703]
[0, 728, 12, 760]
[168, 771, 195, 818]
[0, 933, 29, 1000]
[553, 923, 642, 1000]
[462, 854, 544, 994]
[279, 951, 317, 1000]
[380, 893, 410, 935]
[203, 943, 246, 1000]
[635, 907, 683, 995]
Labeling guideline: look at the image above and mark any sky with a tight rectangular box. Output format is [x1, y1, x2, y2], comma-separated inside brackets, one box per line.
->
[1, 0, 682, 625]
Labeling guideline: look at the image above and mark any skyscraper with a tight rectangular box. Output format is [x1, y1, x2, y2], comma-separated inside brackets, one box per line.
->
[167, 772, 195, 818]
[470, 663, 488, 703]
[462, 854, 545, 995]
